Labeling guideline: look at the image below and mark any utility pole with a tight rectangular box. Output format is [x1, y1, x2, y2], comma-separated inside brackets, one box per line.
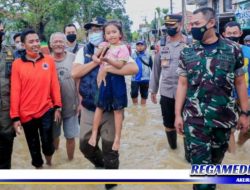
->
[182, 0, 186, 33]
[170, 0, 173, 14]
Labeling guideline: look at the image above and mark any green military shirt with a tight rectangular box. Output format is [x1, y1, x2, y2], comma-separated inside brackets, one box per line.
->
[0, 45, 15, 139]
[177, 37, 245, 128]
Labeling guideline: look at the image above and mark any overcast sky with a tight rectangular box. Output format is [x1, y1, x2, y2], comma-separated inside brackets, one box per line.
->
[124, 0, 196, 31]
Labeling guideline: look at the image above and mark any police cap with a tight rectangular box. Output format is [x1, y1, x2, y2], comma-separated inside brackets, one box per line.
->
[164, 15, 182, 25]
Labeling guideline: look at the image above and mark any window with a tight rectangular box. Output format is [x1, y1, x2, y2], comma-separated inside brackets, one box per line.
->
[224, 0, 233, 12]
[196, 0, 208, 6]
[212, 0, 219, 14]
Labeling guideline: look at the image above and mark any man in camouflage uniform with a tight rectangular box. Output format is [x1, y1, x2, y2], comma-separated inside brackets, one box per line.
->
[175, 7, 249, 190]
[0, 21, 15, 169]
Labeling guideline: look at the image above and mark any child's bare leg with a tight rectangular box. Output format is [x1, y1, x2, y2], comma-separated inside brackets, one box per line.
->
[112, 109, 124, 151]
[88, 107, 103, 147]
[228, 129, 236, 154]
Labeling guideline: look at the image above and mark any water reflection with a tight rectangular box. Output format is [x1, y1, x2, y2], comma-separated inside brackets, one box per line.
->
[7, 77, 250, 190]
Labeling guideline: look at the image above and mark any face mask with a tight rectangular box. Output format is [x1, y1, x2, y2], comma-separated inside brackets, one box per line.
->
[88, 32, 103, 46]
[26, 50, 39, 59]
[246, 44, 250, 47]
[167, 27, 178, 37]
[15, 42, 23, 50]
[191, 24, 208, 41]
[226, 36, 240, 43]
[66, 34, 76, 43]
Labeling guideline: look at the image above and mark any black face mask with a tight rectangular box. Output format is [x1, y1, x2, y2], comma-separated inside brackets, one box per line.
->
[226, 36, 240, 43]
[191, 24, 207, 41]
[66, 34, 76, 43]
[167, 27, 178, 36]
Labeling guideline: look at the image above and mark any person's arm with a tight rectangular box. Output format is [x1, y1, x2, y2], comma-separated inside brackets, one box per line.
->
[235, 75, 249, 133]
[10, 60, 21, 120]
[50, 59, 62, 108]
[174, 76, 188, 135]
[234, 44, 249, 133]
[149, 53, 161, 104]
[50, 58, 62, 122]
[10, 60, 22, 134]
[101, 57, 124, 69]
[101, 44, 130, 69]
[71, 47, 99, 79]
[103, 58, 138, 76]
[75, 79, 82, 115]
[92, 47, 103, 64]
[72, 62, 99, 79]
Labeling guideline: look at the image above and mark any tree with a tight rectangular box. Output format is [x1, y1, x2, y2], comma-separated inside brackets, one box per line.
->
[76, 0, 132, 41]
[150, 7, 169, 32]
[0, 0, 80, 39]
[0, 0, 132, 41]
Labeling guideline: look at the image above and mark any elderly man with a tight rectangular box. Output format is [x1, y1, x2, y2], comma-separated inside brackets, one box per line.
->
[50, 32, 80, 160]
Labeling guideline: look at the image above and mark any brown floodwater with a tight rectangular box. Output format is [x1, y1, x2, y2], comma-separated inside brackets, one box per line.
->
[4, 77, 250, 190]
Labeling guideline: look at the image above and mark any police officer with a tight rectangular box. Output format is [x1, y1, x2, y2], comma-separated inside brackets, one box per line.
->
[0, 20, 15, 169]
[175, 7, 249, 190]
[149, 15, 188, 151]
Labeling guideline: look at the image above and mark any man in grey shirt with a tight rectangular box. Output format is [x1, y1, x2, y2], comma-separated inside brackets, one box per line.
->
[50, 32, 80, 160]
[149, 15, 188, 155]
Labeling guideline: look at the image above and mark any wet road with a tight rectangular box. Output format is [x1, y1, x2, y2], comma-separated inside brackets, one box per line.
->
[4, 77, 250, 190]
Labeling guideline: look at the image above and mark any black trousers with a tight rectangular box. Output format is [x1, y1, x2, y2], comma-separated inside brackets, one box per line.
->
[0, 137, 14, 169]
[22, 109, 55, 168]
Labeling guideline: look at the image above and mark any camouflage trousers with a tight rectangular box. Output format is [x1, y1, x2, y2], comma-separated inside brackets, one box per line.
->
[184, 117, 231, 190]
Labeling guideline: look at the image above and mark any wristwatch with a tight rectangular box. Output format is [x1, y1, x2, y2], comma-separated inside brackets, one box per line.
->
[240, 110, 248, 117]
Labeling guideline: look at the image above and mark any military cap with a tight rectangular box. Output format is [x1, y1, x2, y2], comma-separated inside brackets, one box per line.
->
[164, 15, 182, 25]
[84, 17, 106, 30]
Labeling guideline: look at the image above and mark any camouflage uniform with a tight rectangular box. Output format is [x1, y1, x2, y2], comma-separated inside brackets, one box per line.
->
[177, 37, 244, 190]
[0, 45, 15, 169]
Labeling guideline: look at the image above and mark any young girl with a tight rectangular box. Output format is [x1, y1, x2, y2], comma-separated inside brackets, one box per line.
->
[88, 20, 129, 151]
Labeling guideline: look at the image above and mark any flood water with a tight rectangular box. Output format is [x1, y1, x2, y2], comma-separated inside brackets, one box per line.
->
[3, 77, 250, 190]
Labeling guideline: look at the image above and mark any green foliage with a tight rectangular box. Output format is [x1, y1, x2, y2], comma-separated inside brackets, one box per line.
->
[132, 31, 140, 41]
[150, 7, 169, 30]
[0, 0, 132, 41]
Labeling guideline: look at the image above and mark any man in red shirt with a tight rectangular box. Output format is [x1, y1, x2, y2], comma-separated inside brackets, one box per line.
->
[10, 29, 62, 168]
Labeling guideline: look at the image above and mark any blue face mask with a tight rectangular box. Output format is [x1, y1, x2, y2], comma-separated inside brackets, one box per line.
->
[88, 32, 103, 46]
[247, 44, 250, 47]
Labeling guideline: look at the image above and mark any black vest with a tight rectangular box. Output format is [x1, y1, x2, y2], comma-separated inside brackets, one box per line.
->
[79, 43, 100, 111]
